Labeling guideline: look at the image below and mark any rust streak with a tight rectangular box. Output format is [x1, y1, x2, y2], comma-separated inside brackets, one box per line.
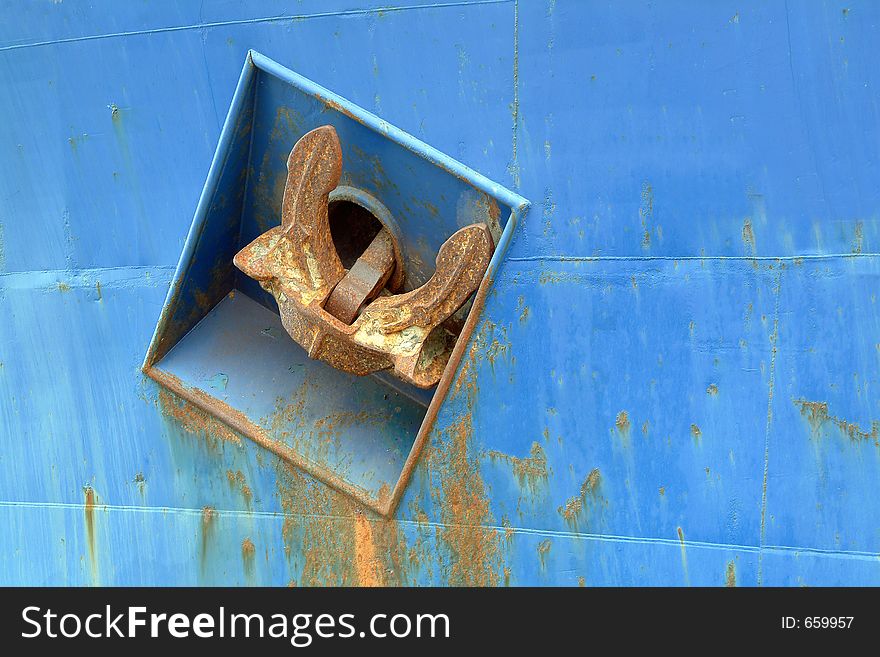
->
[200, 506, 216, 578]
[486, 442, 549, 491]
[793, 398, 879, 445]
[242, 537, 256, 578]
[427, 416, 503, 586]
[354, 513, 385, 587]
[158, 388, 241, 446]
[146, 368, 389, 516]
[275, 461, 410, 587]
[558, 468, 602, 525]
[537, 539, 552, 570]
[615, 410, 630, 433]
[726, 560, 737, 587]
[742, 217, 756, 254]
[83, 485, 98, 583]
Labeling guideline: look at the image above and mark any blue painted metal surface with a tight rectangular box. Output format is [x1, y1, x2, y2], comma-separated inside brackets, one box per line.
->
[1, 0, 879, 586]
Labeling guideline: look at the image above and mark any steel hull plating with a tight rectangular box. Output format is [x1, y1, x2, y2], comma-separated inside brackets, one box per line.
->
[1, 1, 879, 585]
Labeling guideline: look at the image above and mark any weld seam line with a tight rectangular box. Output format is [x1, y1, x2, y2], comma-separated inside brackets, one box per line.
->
[0, 0, 512, 52]
[3, 500, 879, 560]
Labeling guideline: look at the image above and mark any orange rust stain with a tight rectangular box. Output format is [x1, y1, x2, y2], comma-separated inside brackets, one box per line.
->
[149, 370, 391, 518]
[226, 469, 252, 505]
[615, 410, 630, 434]
[503, 566, 511, 586]
[485, 326, 511, 366]
[422, 314, 506, 586]
[726, 560, 737, 587]
[853, 221, 864, 254]
[133, 472, 146, 496]
[274, 461, 411, 586]
[690, 424, 702, 441]
[200, 506, 216, 575]
[474, 193, 502, 243]
[677, 527, 690, 586]
[242, 537, 256, 577]
[795, 399, 829, 432]
[639, 181, 653, 248]
[558, 468, 602, 526]
[487, 442, 549, 492]
[376, 482, 391, 507]
[234, 290, 503, 586]
[276, 462, 359, 586]
[451, 325, 485, 400]
[354, 513, 385, 587]
[742, 217, 756, 254]
[793, 398, 879, 445]
[455, 318, 512, 374]
[538, 270, 565, 285]
[193, 289, 213, 314]
[516, 295, 531, 324]
[158, 388, 241, 446]
[426, 416, 503, 586]
[707, 384, 719, 396]
[578, 576, 586, 587]
[83, 486, 98, 583]
[263, 381, 394, 469]
[501, 516, 515, 544]
[537, 539, 552, 570]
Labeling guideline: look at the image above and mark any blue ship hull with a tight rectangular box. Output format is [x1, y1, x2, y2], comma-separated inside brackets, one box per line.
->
[1, 0, 878, 586]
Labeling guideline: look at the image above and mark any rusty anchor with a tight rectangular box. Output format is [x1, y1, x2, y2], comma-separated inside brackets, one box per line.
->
[233, 125, 494, 388]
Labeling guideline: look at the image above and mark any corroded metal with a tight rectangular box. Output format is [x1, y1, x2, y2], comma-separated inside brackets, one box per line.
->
[324, 227, 396, 324]
[234, 125, 494, 388]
